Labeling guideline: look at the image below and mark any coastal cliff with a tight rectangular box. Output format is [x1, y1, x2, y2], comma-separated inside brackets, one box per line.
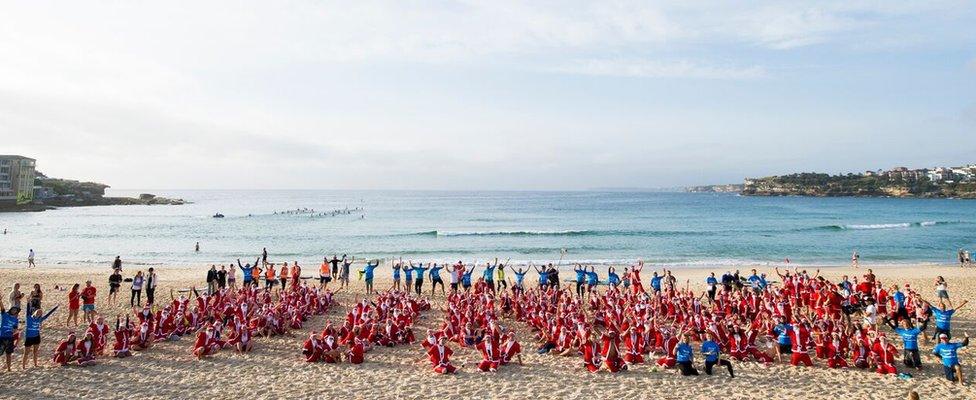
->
[0, 173, 186, 212]
[741, 173, 976, 199]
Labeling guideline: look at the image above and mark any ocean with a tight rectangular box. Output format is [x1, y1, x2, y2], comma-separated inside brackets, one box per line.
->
[1, 190, 974, 267]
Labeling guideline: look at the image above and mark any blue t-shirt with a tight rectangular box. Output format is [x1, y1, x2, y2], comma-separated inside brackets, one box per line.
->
[483, 266, 495, 281]
[24, 307, 56, 338]
[676, 343, 693, 362]
[363, 264, 379, 280]
[933, 308, 955, 330]
[586, 271, 599, 285]
[430, 266, 443, 280]
[0, 313, 18, 338]
[893, 291, 906, 308]
[894, 327, 922, 350]
[651, 276, 663, 291]
[462, 271, 473, 285]
[240, 265, 253, 281]
[774, 324, 792, 345]
[608, 272, 620, 285]
[514, 271, 526, 285]
[538, 270, 548, 284]
[706, 276, 718, 287]
[933, 342, 965, 367]
[701, 341, 720, 362]
[414, 266, 429, 280]
[575, 269, 586, 282]
[747, 275, 761, 288]
[392, 267, 401, 279]
[404, 267, 414, 279]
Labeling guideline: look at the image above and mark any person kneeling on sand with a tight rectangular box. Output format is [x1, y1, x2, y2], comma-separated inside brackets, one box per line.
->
[933, 332, 969, 384]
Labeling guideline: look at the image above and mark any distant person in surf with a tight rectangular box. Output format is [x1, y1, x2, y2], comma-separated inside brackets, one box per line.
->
[852, 250, 859, 268]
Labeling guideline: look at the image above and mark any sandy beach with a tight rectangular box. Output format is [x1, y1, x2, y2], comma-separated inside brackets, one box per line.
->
[0, 262, 974, 400]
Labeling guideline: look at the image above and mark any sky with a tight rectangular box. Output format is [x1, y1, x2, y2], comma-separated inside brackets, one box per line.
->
[1, 1, 974, 190]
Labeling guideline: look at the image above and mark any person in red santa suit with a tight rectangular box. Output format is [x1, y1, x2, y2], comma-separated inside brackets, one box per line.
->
[476, 334, 501, 372]
[501, 331, 523, 365]
[581, 330, 603, 372]
[75, 332, 98, 366]
[825, 332, 849, 369]
[346, 337, 368, 364]
[52, 332, 78, 366]
[87, 314, 110, 355]
[623, 326, 645, 364]
[302, 332, 323, 362]
[193, 324, 220, 359]
[602, 330, 627, 372]
[112, 315, 132, 358]
[786, 322, 813, 367]
[426, 336, 457, 374]
[872, 333, 898, 375]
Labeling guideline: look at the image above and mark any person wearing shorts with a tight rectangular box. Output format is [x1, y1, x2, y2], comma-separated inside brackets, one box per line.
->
[80, 281, 97, 324]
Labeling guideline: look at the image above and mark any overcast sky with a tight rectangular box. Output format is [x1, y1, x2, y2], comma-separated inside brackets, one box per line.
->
[2, 1, 974, 190]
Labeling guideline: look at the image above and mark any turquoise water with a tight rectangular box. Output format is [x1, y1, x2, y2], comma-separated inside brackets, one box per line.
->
[0, 190, 973, 267]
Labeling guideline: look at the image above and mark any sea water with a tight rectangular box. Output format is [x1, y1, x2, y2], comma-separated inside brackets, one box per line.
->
[0, 190, 973, 267]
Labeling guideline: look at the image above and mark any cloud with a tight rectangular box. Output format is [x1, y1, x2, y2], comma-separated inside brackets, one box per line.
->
[551, 59, 765, 80]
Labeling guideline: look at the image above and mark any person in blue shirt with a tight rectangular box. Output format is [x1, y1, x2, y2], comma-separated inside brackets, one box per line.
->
[1, 298, 22, 372]
[482, 263, 496, 292]
[362, 260, 380, 294]
[573, 265, 586, 297]
[747, 269, 764, 293]
[237, 256, 260, 287]
[891, 285, 909, 323]
[411, 262, 429, 297]
[650, 272, 663, 293]
[932, 300, 968, 340]
[887, 315, 928, 368]
[534, 265, 548, 290]
[22, 306, 58, 369]
[675, 334, 699, 376]
[462, 267, 475, 292]
[513, 267, 527, 293]
[607, 267, 620, 288]
[403, 263, 415, 292]
[429, 263, 445, 296]
[585, 267, 599, 293]
[772, 316, 793, 362]
[701, 335, 734, 377]
[933, 332, 969, 383]
[705, 272, 719, 302]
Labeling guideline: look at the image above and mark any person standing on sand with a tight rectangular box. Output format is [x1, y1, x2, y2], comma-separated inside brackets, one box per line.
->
[112, 256, 122, 272]
[852, 249, 859, 268]
[145, 268, 157, 305]
[0, 298, 21, 372]
[108, 269, 122, 305]
[130, 271, 143, 307]
[80, 281, 97, 324]
[27, 249, 35, 268]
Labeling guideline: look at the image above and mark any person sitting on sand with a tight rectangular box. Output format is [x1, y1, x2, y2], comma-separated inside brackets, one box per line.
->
[426, 336, 457, 374]
[75, 332, 97, 366]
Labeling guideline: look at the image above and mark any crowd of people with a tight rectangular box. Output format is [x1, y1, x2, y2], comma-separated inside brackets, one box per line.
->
[0, 252, 971, 387]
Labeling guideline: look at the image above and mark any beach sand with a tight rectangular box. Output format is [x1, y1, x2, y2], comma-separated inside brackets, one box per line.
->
[1, 262, 974, 399]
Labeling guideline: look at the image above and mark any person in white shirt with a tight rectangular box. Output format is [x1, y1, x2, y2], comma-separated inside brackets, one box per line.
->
[28, 249, 35, 268]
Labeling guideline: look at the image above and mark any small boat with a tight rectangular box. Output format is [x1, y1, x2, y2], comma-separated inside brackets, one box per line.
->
[212, 213, 225, 218]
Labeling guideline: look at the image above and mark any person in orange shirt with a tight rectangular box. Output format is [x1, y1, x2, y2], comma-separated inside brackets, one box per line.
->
[265, 263, 277, 291]
[278, 262, 289, 292]
[319, 257, 332, 289]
